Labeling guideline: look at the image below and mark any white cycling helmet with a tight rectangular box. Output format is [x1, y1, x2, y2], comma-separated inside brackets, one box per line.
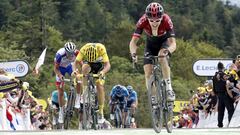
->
[64, 42, 76, 53]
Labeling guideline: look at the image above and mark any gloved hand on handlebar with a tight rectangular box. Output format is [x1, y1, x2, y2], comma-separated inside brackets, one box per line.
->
[71, 70, 79, 77]
[162, 48, 171, 57]
[58, 74, 64, 81]
[99, 71, 105, 78]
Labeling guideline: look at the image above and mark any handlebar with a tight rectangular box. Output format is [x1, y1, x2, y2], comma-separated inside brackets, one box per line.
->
[132, 55, 167, 69]
[76, 74, 100, 78]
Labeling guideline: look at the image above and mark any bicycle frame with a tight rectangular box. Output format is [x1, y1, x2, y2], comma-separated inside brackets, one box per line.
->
[113, 101, 123, 128]
[79, 74, 99, 130]
[63, 78, 76, 129]
[144, 55, 173, 133]
[124, 107, 133, 128]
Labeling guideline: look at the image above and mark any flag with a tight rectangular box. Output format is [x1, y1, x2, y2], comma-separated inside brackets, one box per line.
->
[34, 48, 47, 75]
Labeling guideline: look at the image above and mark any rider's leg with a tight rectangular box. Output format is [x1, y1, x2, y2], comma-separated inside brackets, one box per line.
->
[96, 82, 105, 122]
[109, 99, 115, 120]
[74, 82, 82, 109]
[81, 64, 91, 89]
[56, 82, 64, 123]
[120, 99, 126, 127]
[143, 64, 153, 90]
[158, 49, 175, 101]
[68, 64, 83, 109]
[130, 102, 137, 118]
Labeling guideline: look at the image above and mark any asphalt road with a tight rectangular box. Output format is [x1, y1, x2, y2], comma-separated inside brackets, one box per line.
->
[1, 128, 240, 135]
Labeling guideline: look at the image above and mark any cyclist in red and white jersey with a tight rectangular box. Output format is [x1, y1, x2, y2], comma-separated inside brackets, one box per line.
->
[129, 2, 176, 101]
[54, 42, 81, 123]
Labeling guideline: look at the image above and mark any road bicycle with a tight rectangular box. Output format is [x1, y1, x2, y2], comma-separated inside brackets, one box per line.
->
[134, 55, 173, 133]
[124, 106, 136, 128]
[60, 77, 77, 129]
[77, 74, 99, 130]
[112, 101, 123, 128]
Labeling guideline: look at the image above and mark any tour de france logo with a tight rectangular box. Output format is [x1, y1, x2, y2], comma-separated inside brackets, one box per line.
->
[16, 64, 25, 73]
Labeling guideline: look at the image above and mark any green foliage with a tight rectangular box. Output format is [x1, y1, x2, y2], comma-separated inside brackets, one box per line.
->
[0, 0, 240, 128]
[109, 56, 132, 73]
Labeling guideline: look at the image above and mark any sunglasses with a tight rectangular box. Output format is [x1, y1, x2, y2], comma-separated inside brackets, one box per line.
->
[148, 18, 162, 23]
[148, 17, 163, 23]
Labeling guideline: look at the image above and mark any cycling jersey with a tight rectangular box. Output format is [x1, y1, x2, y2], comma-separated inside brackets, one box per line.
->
[128, 90, 137, 102]
[132, 13, 175, 65]
[76, 43, 109, 63]
[54, 48, 79, 68]
[54, 48, 79, 83]
[110, 85, 129, 98]
[133, 13, 175, 39]
[110, 85, 129, 111]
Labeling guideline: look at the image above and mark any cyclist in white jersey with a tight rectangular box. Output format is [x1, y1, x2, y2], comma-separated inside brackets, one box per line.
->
[54, 42, 81, 123]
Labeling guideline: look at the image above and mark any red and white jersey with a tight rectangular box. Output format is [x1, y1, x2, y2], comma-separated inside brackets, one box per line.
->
[132, 13, 175, 38]
[54, 48, 79, 68]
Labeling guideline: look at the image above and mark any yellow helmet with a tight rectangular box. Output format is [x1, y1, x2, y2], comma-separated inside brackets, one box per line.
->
[224, 69, 231, 75]
[22, 82, 29, 90]
[225, 69, 239, 80]
[230, 70, 239, 80]
[85, 44, 98, 62]
[197, 87, 206, 94]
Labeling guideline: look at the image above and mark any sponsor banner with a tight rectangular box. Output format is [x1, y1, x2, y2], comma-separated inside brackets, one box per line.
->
[192, 59, 232, 76]
[0, 81, 20, 93]
[0, 60, 29, 77]
[173, 100, 190, 112]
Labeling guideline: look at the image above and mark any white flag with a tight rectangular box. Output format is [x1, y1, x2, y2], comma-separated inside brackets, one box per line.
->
[34, 48, 47, 74]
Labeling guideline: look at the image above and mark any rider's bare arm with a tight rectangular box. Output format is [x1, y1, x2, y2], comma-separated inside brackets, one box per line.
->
[166, 37, 176, 53]
[54, 63, 62, 77]
[100, 61, 111, 75]
[129, 36, 140, 56]
[72, 60, 79, 76]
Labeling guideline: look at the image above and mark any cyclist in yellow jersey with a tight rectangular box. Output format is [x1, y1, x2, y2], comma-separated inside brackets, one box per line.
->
[72, 43, 111, 123]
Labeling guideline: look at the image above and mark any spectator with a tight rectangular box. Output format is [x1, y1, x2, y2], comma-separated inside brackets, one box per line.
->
[212, 62, 234, 128]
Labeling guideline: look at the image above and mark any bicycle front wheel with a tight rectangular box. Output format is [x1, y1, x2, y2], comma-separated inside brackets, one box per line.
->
[64, 92, 75, 129]
[147, 75, 163, 133]
[162, 81, 173, 133]
[114, 106, 122, 128]
[124, 108, 131, 128]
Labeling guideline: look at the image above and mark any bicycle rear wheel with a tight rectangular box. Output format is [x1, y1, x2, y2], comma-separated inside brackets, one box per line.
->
[147, 75, 163, 133]
[64, 92, 75, 129]
[82, 90, 91, 130]
[162, 81, 173, 133]
[91, 107, 98, 130]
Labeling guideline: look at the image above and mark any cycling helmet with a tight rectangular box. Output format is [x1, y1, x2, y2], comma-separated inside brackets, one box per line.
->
[22, 82, 29, 90]
[145, 2, 164, 19]
[64, 42, 76, 53]
[85, 44, 97, 62]
[115, 85, 122, 96]
[236, 55, 240, 63]
[126, 85, 133, 94]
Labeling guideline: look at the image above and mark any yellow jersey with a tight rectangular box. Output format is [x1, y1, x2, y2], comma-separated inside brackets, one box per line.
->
[76, 43, 109, 63]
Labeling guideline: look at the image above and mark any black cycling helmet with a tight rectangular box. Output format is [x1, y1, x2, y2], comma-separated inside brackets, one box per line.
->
[115, 85, 122, 96]
[145, 2, 164, 19]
